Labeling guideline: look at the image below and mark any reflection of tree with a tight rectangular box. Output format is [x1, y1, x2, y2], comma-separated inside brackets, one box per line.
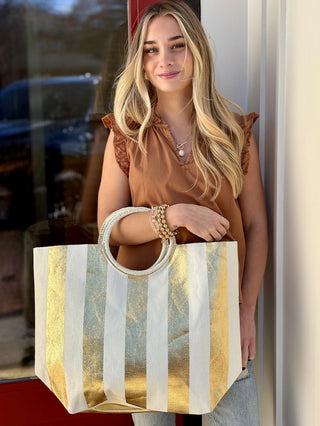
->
[0, 0, 127, 92]
[0, 2, 28, 88]
[72, 0, 126, 23]
[79, 21, 128, 226]
[95, 21, 128, 113]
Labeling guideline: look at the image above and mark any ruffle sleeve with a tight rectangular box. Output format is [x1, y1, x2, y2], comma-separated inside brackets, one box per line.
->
[236, 112, 259, 175]
[101, 113, 130, 176]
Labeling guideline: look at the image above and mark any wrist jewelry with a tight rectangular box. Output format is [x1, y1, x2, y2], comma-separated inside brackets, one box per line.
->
[150, 204, 177, 241]
[150, 206, 160, 235]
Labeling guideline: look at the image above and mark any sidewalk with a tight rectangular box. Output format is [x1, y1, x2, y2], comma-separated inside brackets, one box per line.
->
[0, 228, 35, 381]
[0, 312, 34, 381]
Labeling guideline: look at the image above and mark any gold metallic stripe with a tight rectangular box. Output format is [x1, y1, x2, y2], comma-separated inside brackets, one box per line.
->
[82, 246, 108, 408]
[167, 244, 190, 413]
[125, 276, 148, 408]
[46, 246, 68, 409]
[207, 243, 229, 409]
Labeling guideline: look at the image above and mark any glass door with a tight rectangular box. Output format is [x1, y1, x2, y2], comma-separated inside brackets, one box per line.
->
[0, 1, 134, 424]
[0, 0, 198, 424]
[0, 0, 128, 382]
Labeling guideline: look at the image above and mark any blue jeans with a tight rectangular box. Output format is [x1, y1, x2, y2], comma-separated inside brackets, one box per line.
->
[132, 361, 259, 426]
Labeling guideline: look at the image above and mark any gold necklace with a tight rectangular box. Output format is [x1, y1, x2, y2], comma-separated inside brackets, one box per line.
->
[155, 107, 191, 157]
[176, 141, 188, 157]
[171, 131, 191, 157]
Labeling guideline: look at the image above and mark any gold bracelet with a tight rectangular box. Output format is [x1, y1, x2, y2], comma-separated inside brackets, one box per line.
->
[150, 205, 160, 235]
[151, 204, 177, 241]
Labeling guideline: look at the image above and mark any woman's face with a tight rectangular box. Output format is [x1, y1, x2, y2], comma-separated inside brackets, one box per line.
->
[143, 15, 193, 97]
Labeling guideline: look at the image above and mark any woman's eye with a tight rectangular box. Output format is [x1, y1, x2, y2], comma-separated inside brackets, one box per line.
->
[144, 47, 158, 54]
[172, 43, 186, 50]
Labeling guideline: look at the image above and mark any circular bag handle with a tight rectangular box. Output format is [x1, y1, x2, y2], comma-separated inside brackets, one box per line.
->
[99, 207, 176, 277]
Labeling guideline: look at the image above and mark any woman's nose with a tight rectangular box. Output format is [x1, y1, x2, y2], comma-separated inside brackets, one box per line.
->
[158, 48, 173, 67]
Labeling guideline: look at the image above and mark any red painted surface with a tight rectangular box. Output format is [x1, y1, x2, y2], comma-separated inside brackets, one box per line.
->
[129, 0, 160, 37]
[0, 379, 183, 425]
[0, 379, 133, 425]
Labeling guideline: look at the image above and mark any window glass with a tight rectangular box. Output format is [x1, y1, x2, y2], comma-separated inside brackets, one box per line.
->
[0, 0, 128, 381]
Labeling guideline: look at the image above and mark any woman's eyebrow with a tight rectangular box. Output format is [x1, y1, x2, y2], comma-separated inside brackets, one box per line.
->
[169, 35, 184, 41]
[144, 35, 184, 45]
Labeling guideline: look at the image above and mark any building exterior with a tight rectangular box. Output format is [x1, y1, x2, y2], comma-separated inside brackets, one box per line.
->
[0, 1, 319, 425]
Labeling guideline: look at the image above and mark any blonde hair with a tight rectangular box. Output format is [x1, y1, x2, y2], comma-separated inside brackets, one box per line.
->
[114, 0, 245, 199]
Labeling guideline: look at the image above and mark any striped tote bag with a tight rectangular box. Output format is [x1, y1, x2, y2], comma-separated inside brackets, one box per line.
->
[34, 207, 241, 415]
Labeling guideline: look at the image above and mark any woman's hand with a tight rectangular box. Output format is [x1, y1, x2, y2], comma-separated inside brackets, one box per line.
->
[166, 203, 229, 241]
[239, 303, 256, 368]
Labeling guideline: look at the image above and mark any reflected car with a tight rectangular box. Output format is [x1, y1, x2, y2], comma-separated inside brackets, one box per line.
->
[0, 74, 101, 228]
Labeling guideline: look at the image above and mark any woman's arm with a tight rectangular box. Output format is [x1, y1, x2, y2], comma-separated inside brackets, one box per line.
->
[238, 138, 268, 368]
[97, 131, 230, 245]
[97, 130, 159, 245]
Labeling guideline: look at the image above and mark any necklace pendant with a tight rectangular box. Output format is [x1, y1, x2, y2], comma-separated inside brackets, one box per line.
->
[178, 149, 185, 157]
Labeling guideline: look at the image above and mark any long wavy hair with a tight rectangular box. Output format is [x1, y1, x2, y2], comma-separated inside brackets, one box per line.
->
[114, 0, 245, 199]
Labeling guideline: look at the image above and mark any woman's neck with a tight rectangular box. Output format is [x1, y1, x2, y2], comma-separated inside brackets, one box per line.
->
[155, 92, 193, 131]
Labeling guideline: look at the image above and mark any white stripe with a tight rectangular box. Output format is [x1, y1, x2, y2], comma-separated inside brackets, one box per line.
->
[34, 247, 50, 388]
[188, 243, 211, 414]
[63, 245, 88, 413]
[146, 268, 168, 411]
[103, 264, 128, 404]
[226, 242, 242, 388]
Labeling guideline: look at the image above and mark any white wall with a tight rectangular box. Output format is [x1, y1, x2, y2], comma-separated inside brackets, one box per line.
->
[202, 0, 320, 425]
[281, 0, 320, 424]
[201, 1, 275, 425]
[201, 0, 249, 110]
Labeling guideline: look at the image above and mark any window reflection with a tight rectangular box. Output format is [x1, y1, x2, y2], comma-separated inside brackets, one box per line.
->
[0, 0, 128, 381]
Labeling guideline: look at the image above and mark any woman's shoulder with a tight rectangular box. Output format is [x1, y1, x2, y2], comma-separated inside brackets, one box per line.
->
[101, 113, 140, 135]
[101, 113, 127, 135]
[101, 113, 128, 147]
[233, 112, 259, 175]
[101, 112, 116, 131]
[101, 113, 131, 176]
[233, 112, 259, 135]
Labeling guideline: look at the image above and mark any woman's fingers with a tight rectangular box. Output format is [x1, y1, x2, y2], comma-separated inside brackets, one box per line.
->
[220, 216, 230, 230]
[240, 304, 256, 368]
[208, 222, 229, 241]
[204, 227, 225, 242]
[241, 344, 249, 369]
[248, 340, 256, 361]
[207, 231, 221, 241]
[198, 221, 229, 241]
[204, 212, 229, 240]
[242, 341, 256, 368]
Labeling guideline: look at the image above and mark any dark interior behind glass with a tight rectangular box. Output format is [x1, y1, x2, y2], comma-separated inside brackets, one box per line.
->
[0, 0, 128, 381]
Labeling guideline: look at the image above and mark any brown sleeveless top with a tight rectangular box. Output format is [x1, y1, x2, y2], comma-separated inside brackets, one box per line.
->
[102, 112, 259, 302]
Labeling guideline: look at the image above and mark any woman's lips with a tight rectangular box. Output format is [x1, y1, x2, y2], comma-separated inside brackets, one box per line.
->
[157, 71, 180, 79]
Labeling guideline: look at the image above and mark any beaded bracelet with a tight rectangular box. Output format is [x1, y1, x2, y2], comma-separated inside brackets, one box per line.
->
[150, 204, 178, 241]
[150, 206, 160, 235]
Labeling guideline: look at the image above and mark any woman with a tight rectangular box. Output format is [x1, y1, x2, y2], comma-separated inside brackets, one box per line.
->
[97, 1, 268, 425]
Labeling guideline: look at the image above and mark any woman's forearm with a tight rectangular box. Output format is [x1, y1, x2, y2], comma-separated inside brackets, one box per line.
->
[239, 223, 268, 366]
[107, 211, 158, 246]
[102, 203, 230, 246]
[241, 223, 268, 312]
[105, 204, 184, 246]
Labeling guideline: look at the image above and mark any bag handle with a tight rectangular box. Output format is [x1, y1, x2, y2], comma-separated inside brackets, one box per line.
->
[98, 207, 176, 277]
